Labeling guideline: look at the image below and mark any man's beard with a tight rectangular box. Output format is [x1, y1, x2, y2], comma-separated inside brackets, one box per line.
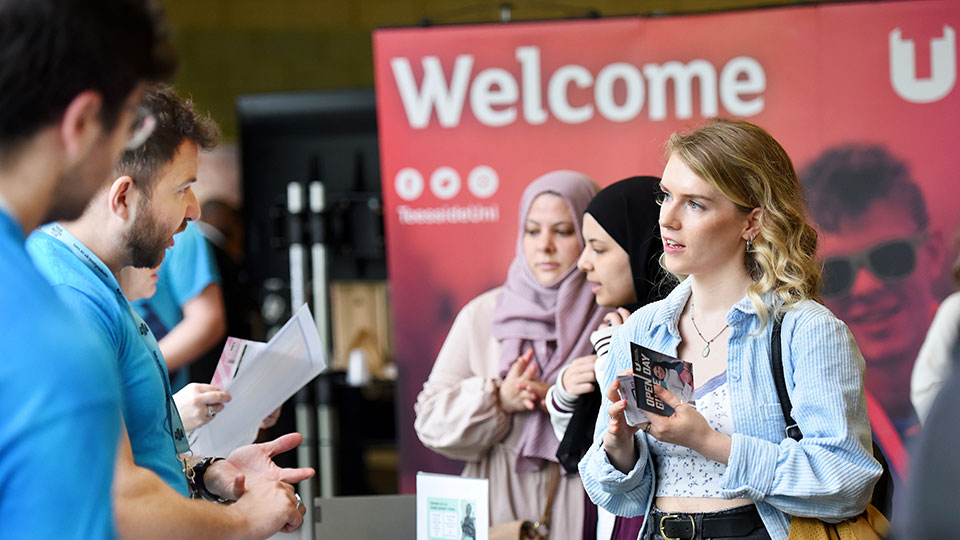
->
[124, 199, 175, 269]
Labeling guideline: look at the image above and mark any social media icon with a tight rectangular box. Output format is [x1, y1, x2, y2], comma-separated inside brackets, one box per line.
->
[395, 167, 424, 201]
[467, 166, 499, 199]
[430, 167, 461, 200]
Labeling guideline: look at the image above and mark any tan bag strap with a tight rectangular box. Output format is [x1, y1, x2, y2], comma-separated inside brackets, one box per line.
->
[536, 463, 562, 530]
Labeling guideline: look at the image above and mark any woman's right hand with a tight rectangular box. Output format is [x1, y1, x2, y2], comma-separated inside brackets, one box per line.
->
[561, 354, 598, 395]
[603, 373, 641, 473]
[499, 349, 545, 413]
[174, 383, 231, 432]
[600, 307, 632, 330]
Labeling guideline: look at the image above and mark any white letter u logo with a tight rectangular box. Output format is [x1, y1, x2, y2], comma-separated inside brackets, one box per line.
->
[890, 25, 956, 104]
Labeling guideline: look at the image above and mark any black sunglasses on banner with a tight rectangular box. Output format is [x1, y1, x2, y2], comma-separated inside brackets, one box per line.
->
[821, 232, 927, 298]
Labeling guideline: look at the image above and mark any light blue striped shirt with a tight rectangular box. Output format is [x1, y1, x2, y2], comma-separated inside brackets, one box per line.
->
[578, 277, 881, 540]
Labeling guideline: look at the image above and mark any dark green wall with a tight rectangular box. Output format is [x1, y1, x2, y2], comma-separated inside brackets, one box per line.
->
[162, 0, 832, 140]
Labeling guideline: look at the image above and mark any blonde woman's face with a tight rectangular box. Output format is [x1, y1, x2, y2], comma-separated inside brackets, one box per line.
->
[523, 193, 581, 285]
[657, 155, 753, 278]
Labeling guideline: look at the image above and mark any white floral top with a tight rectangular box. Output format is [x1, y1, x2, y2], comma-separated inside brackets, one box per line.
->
[649, 372, 733, 497]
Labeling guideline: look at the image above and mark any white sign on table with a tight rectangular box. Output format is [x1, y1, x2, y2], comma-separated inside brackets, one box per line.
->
[417, 472, 488, 540]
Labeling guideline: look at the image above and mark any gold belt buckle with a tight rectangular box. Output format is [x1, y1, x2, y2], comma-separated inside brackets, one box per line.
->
[659, 514, 696, 540]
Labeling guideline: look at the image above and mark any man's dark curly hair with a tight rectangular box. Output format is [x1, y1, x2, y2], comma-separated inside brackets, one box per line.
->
[799, 144, 928, 233]
[114, 85, 220, 195]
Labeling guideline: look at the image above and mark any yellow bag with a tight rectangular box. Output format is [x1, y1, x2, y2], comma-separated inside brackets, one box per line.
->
[788, 504, 890, 540]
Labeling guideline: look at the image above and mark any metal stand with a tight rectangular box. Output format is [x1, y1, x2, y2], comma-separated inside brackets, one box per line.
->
[315, 374, 338, 499]
[294, 390, 316, 540]
[309, 179, 337, 499]
[286, 182, 306, 311]
[287, 181, 316, 540]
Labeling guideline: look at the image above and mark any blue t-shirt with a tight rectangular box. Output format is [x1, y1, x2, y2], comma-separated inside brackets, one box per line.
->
[134, 221, 220, 391]
[0, 210, 122, 539]
[27, 230, 190, 497]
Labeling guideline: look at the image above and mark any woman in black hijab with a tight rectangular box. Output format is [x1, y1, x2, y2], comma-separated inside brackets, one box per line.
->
[545, 176, 670, 540]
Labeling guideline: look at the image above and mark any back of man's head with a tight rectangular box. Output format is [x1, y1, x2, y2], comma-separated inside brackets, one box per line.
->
[115, 85, 220, 194]
[800, 144, 929, 233]
[0, 0, 176, 151]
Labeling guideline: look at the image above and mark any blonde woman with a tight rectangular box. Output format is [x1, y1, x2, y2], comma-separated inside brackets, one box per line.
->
[579, 119, 881, 540]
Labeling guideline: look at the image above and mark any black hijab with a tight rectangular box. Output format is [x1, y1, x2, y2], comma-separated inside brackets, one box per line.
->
[557, 176, 670, 475]
[583, 175, 667, 310]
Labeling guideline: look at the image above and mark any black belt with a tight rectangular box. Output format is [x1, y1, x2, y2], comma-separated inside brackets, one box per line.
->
[652, 506, 764, 540]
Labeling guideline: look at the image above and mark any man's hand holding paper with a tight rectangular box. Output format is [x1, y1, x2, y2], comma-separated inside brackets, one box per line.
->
[190, 304, 327, 456]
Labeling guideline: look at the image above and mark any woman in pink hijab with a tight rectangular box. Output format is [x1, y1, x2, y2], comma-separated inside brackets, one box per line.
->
[415, 171, 605, 538]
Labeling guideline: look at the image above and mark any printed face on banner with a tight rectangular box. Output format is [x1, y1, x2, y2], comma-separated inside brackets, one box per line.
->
[817, 203, 941, 417]
[798, 140, 946, 428]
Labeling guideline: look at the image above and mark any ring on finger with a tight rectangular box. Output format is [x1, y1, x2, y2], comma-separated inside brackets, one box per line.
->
[295, 493, 303, 509]
[207, 405, 216, 418]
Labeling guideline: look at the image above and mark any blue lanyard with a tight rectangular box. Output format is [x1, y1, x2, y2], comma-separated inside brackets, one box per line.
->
[39, 223, 191, 456]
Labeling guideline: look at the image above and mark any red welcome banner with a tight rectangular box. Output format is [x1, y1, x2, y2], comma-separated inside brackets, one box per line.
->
[374, 0, 960, 492]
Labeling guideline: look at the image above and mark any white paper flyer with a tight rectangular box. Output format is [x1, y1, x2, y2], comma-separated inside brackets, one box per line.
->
[189, 304, 326, 456]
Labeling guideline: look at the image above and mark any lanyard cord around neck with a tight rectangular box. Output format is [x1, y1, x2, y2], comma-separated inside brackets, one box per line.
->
[39, 223, 192, 460]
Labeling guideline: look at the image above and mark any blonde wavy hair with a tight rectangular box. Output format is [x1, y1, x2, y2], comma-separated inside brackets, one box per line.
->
[666, 118, 821, 328]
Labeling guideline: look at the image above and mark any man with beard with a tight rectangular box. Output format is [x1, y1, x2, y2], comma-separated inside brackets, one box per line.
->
[134, 220, 226, 392]
[0, 0, 175, 537]
[800, 144, 942, 488]
[27, 85, 312, 540]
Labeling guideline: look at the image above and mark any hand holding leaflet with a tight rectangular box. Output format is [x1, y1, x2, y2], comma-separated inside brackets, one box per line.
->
[615, 374, 648, 427]
[618, 342, 695, 425]
[189, 304, 326, 456]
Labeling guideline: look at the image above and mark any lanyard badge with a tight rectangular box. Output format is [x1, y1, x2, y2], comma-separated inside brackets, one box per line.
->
[39, 223, 192, 459]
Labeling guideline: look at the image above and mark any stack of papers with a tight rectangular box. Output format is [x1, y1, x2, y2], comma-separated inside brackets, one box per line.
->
[189, 304, 326, 456]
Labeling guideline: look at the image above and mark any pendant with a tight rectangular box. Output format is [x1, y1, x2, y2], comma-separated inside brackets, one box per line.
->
[701, 344, 711, 357]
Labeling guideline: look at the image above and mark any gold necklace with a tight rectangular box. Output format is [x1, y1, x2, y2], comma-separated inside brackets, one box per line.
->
[689, 298, 730, 357]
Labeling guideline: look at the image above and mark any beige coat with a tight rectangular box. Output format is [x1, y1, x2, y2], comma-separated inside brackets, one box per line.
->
[414, 288, 585, 538]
